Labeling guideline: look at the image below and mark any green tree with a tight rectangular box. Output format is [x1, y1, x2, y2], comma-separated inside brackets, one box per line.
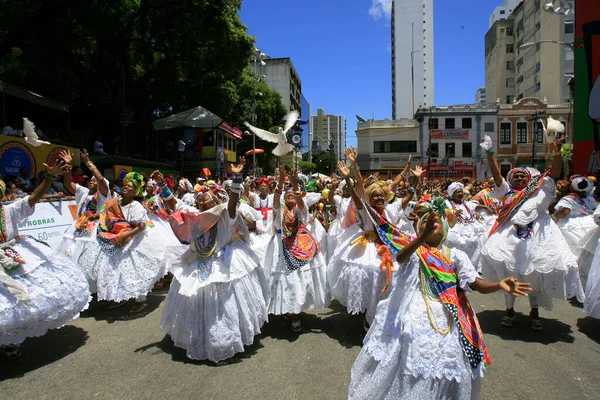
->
[311, 150, 333, 175]
[298, 160, 316, 174]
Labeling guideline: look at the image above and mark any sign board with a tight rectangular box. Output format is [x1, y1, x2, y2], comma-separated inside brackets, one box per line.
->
[220, 121, 243, 139]
[15, 198, 77, 249]
[431, 130, 469, 140]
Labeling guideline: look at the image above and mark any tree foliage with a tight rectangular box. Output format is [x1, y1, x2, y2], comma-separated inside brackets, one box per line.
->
[0, 0, 286, 155]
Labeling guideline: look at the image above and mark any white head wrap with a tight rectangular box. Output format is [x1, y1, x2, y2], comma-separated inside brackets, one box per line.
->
[179, 178, 193, 193]
[222, 180, 233, 189]
[447, 182, 464, 197]
[571, 177, 594, 195]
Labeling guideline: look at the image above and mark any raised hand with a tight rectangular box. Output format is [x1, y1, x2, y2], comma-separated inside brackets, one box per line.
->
[289, 169, 299, 186]
[500, 277, 533, 297]
[411, 165, 424, 177]
[230, 157, 245, 174]
[277, 164, 286, 187]
[331, 173, 340, 187]
[337, 161, 351, 179]
[59, 149, 73, 166]
[345, 148, 357, 165]
[150, 170, 164, 185]
[407, 154, 413, 165]
[81, 149, 91, 164]
[553, 136, 567, 154]
[43, 160, 67, 177]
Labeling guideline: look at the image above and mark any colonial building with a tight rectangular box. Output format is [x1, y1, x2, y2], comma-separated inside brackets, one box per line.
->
[496, 97, 570, 175]
[415, 104, 499, 180]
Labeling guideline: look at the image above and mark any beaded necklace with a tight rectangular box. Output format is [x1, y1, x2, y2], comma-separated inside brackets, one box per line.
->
[451, 200, 475, 224]
[194, 225, 219, 279]
[420, 245, 452, 335]
[0, 205, 7, 243]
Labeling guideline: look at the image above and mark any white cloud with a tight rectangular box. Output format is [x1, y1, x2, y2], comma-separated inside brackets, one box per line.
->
[369, 0, 392, 20]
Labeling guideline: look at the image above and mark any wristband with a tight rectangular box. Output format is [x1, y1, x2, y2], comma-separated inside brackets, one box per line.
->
[160, 188, 172, 199]
[45, 174, 57, 181]
[230, 182, 243, 194]
[486, 150, 494, 156]
[408, 187, 416, 193]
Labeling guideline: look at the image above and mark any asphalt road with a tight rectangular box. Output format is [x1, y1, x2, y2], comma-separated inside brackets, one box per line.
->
[1, 287, 599, 400]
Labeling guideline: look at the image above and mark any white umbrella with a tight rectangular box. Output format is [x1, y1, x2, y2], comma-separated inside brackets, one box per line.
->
[311, 173, 330, 179]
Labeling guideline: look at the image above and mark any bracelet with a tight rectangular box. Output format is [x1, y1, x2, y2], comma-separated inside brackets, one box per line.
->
[274, 188, 283, 195]
[486, 150, 494, 156]
[408, 187, 416, 193]
[160, 188, 172, 199]
[293, 190, 302, 196]
[45, 174, 57, 181]
[230, 182, 243, 194]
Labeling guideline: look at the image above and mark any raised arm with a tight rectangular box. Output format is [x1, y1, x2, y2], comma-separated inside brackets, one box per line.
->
[345, 148, 364, 198]
[289, 170, 305, 211]
[59, 150, 77, 195]
[273, 166, 285, 210]
[338, 161, 363, 210]
[391, 154, 412, 193]
[151, 170, 178, 211]
[401, 165, 424, 208]
[395, 213, 434, 264]
[549, 137, 566, 179]
[481, 136, 503, 187]
[29, 161, 67, 207]
[328, 174, 340, 205]
[228, 158, 246, 219]
[81, 149, 109, 197]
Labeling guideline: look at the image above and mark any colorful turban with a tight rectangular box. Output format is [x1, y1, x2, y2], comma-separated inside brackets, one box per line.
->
[124, 172, 145, 197]
[414, 196, 449, 243]
[164, 177, 175, 190]
[365, 180, 394, 203]
[507, 167, 531, 188]
[196, 183, 228, 205]
[257, 178, 270, 190]
[447, 182, 464, 197]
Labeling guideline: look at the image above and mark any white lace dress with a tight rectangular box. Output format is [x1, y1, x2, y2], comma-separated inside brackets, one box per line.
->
[327, 195, 352, 263]
[263, 205, 330, 315]
[144, 197, 191, 263]
[1, 197, 91, 346]
[554, 195, 598, 288]
[160, 210, 269, 362]
[349, 248, 483, 400]
[57, 182, 111, 262]
[328, 206, 396, 324]
[584, 205, 600, 318]
[445, 200, 489, 271]
[386, 199, 416, 235]
[76, 200, 170, 302]
[249, 193, 275, 266]
[480, 178, 585, 310]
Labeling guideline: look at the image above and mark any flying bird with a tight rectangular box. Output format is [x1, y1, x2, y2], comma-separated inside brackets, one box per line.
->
[23, 117, 50, 147]
[244, 111, 298, 157]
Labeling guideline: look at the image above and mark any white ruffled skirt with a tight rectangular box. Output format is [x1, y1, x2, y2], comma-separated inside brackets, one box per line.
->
[328, 225, 392, 323]
[1, 238, 91, 346]
[57, 221, 98, 263]
[160, 242, 269, 362]
[263, 233, 330, 315]
[76, 226, 170, 302]
[585, 238, 600, 318]
[445, 220, 488, 272]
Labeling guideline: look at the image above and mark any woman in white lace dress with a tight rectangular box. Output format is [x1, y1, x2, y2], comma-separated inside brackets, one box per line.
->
[348, 197, 531, 400]
[160, 160, 269, 362]
[76, 172, 170, 313]
[479, 137, 584, 331]
[553, 177, 598, 287]
[1, 163, 90, 359]
[583, 204, 600, 318]
[247, 177, 275, 266]
[57, 149, 112, 263]
[262, 166, 329, 332]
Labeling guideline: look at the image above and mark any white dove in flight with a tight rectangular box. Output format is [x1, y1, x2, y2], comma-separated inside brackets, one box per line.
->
[23, 117, 50, 147]
[244, 110, 298, 156]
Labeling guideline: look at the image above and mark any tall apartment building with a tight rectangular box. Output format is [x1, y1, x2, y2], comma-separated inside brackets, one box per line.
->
[260, 57, 302, 113]
[485, 0, 574, 106]
[489, 0, 520, 28]
[311, 109, 346, 163]
[391, 0, 434, 119]
[475, 87, 487, 104]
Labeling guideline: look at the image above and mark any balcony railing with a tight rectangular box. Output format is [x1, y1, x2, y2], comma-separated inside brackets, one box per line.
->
[517, 143, 548, 154]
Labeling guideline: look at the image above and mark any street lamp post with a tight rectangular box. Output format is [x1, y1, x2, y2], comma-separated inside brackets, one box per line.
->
[252, 49, 267, 177]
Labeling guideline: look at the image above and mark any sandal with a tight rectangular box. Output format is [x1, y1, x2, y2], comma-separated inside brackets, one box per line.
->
[291, 320, 302, 332]
[108, 300, 128, 310]
[129, 302, 147, 313]
[501, 315, 515, 327]
[154, 280, 164, 290]
[530, 319, 543, 331]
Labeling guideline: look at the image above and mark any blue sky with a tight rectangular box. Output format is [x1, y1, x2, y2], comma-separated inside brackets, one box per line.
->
[239, 0, 497, 147]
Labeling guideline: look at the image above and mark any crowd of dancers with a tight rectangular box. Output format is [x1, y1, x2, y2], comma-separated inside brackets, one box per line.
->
[1, 135, 599, 399]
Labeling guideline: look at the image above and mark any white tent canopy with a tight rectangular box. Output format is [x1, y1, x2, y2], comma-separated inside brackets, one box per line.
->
[152, 106, 223, 130]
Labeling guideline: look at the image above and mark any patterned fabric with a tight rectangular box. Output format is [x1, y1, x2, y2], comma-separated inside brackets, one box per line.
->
[145, 196, 171, 221]
[280, 207, 320, 271]
[96, 198, 133, 248]
[490, 172, 548, 236]
[471, 188, 499, 214]
[364, 203, 491, 370]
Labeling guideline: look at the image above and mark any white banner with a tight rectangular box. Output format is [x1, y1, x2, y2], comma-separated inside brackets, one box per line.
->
[16, 198, 77, 249]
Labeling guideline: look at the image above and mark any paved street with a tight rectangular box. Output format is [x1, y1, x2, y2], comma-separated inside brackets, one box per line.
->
[1, 287, 599, 400]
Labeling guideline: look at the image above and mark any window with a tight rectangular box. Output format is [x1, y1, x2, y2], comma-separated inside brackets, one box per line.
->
[564, 47, 574, 61]
[534, 121, 544, 143]
[535, 82, 541, 92]
[535, 0, 540, 11]
[374, 141, 417, 153]
[506, 78, 515, 88]
[428, 118, 439, 129]
[500, 122, 512, 145]
[500, 10, 505, 15]
[506, 95, 514, 104]
[517, 122, 528, 143]
[536, 42, 541, 52]
[506, 44, 514, 53]
[535, 22, 541, 32]
[535, 61, 541, 72]
[462, 142, 472, 158]
[506, 27, 514, 36]
[445, 118, 455, 129]
[485, 122, 495, 132]
[506, 61, 514, 70]
[517, 75, 524, 84]
[565, 21, 574, 34]
[429, 143, 439, 157]
[445, 143, 456, 158]
[564, 74, 573, 87]
[462, 118, 472, 129]
[517, 57, 524, 66]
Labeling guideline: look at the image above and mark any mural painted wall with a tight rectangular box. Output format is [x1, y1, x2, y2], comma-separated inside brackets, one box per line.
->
[573, 1, 600, 175]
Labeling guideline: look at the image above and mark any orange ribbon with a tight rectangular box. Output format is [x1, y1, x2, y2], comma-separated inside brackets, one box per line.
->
[376, 243, 395, 293]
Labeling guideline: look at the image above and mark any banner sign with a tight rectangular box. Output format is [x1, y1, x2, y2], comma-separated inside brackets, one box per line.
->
[431, 130, 469, 140]
[0, 141, 36, 178]
[220, 121, 243, 139]
[15, 198, 77, 249]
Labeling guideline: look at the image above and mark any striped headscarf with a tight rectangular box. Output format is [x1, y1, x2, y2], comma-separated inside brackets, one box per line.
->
[124, 172, 145, 197]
